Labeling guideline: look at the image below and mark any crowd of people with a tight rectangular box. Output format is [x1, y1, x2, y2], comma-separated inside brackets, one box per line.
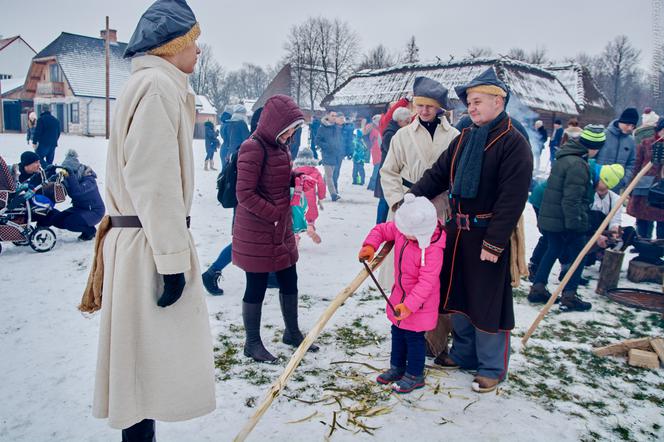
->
[3, 0, 664, 440]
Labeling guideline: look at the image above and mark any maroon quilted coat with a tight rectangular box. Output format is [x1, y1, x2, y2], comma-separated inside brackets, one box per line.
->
[232, 95, 304, 273]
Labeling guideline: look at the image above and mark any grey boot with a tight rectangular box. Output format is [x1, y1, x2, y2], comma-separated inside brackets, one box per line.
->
[242, 302, 277, 362]
[279, 293, 319, 352]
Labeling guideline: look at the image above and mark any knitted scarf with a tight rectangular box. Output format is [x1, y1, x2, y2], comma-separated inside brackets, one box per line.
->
[452, 111, 506, 199]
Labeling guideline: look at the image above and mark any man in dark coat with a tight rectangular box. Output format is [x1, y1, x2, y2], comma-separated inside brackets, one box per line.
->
[233, 94, 318, 362]
[408, 68, 532, 393]
[220, 104, 250, 170]
[595, 107, 638, 192]
[549, 119, 564, 165]
[315, 110, 344, 201]
[32, 108, 61, 166]
[530, 125, 606, 311]
[309, 115, 321, 159]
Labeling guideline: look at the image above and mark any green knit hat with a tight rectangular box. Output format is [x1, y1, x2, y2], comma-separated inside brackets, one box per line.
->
[579, 124, 606, 150]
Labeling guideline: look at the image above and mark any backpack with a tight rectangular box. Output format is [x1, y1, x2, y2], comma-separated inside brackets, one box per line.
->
[216, 135, 267, 208]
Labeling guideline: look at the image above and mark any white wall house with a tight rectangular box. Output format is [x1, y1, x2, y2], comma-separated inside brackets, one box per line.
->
[22, 30, 131, 137]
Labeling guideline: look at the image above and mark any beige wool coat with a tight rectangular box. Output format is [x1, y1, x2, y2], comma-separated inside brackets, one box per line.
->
[378, 116, 459, 288]
[93, 55, 216, 429]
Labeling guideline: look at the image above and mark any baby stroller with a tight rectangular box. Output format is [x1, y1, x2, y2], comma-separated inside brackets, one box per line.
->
[0, 167, 68, 255]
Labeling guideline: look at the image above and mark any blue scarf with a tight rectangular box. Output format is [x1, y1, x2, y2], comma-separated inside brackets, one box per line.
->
[452, 111, 507, 199]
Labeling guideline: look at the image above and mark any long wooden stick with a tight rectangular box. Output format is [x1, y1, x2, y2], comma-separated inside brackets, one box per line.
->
[234, 242, 394, 442]
[521, 162, 654, 346]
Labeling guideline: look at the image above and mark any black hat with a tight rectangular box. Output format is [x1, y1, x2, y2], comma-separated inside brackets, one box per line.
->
[412, 77, 449, 110]
[618, 107, 639, 126]
[455, 67, 510, 107]
[656, 117, 664, 134]
[124, 0, 199, 58]
[554, 119, 562, 125]
[20, 151, 40, 167]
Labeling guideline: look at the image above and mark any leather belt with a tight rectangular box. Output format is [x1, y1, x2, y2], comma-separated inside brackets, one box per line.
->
[450, 211, 491, 230]
[109, 215, 191, 228]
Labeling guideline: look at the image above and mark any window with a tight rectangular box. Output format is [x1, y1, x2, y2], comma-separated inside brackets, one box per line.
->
[70, 102, 80, 124]
[49, 64, 62, 82]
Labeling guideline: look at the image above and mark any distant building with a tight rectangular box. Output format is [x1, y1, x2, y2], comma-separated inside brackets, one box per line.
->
[0, 35, 37, 131]
[253, 63, 324, 119]
[321, 58, 614, 128]
[20, 30, 131, 136]
[194, 94, 217, 138]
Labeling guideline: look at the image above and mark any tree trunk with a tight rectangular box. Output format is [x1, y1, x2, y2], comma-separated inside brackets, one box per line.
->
[596, 249, 625, 295]
[627, 259, 664, 284]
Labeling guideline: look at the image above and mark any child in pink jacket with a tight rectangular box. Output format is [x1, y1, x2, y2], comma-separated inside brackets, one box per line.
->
[293, 148, 326, 243]
[359, 193, 445, 393]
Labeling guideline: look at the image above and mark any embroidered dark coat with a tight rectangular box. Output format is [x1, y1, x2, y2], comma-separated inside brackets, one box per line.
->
[409, 116, 532, 332]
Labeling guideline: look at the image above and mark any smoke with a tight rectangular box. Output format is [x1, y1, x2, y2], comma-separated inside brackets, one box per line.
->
[506, 95, 539, 147]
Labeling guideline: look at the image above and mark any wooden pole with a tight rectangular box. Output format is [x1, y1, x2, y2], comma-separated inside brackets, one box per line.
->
[233, 243, 394, 442]
[521, 162, 654, 346]
[105, 16, 110, 140]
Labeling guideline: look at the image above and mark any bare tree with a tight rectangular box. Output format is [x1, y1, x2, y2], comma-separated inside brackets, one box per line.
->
[284, 16, 359, 111]
[595, 35, 642, 109]
[506, 47, 528, 62]
[402, 36, 420, 63]
[467, 46, 493, 59]
[528, 46, 548, 65]
[358, 45, 396, 70]
[191, 43, 227, 112]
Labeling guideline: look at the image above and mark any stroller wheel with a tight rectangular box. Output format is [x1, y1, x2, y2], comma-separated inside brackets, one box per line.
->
[13, 240, 29, 246]
[29, 227, 57, 253]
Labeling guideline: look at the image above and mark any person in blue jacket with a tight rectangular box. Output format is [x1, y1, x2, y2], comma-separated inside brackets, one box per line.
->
[49, 150, 105, 240]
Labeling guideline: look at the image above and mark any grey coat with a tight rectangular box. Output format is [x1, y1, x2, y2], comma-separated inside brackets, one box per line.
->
[595, 120, 636, 191]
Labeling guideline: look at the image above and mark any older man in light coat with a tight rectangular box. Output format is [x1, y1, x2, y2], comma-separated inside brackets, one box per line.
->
[92, 1, 215, 440]
[379, 76, 459, 356]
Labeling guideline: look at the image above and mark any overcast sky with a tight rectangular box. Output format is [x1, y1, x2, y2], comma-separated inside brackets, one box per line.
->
[0, 0, 656, 71]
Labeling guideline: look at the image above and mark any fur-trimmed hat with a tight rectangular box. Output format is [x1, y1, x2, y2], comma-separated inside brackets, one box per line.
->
[124, 0, 200, 58]
[455, 67, 509, 106]
[294, 148, 319, 167]
[412, 77, 449, 110]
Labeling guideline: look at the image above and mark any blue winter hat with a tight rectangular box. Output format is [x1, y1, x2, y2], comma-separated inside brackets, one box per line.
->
[124, 0, 199, 58]
[412, 77, 449, 110]
[455, 67, 510, 107]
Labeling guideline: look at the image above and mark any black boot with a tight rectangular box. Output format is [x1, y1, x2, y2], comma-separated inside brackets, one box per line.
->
[121, 419, 155, 442]
[242, 302, 277, 362]
[201, 269, 224, 296]
[527, 282, 555, 304]
[279, 293, 319, 352]
[559, 290, 592, 312]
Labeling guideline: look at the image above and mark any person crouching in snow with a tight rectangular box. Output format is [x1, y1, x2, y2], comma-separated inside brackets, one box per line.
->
[293, 147, 326, 244]
[358, 194, 445, 393]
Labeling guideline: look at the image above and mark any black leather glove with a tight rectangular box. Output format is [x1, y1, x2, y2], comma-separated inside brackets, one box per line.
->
[157, 273, 185, 307]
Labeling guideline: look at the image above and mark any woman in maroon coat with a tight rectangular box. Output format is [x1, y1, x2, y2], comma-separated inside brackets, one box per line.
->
[232, 94, 318, 362]
[627, 119, 664, 239]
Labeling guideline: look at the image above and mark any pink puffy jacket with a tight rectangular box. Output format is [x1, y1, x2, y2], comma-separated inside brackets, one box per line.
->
[362, 221, 446, 332]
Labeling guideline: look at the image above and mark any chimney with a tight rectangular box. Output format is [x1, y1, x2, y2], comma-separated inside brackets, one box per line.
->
[100, 29, 118, 44]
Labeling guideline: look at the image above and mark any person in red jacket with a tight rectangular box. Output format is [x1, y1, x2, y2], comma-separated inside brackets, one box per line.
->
[293, 147, 326, 244]
[232, 94, 319, 362]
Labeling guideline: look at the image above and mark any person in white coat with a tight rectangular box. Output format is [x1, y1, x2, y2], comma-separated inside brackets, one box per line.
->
[90, 1, 215, 440]
[378, 76, 459, 357]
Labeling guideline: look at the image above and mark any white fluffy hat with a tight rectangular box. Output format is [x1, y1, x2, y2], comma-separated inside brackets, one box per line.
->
[394, 193, 438, 265]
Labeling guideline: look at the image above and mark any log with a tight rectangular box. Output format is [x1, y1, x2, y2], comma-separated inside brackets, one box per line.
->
[596, 249, 624, 295]
[628, 349, 660, 369]
[627, 259, 664, 284]
[650, 338, 664, 364]
[592, 337, 653, 357]
[233, 242, 394, 442]
[521, 162, 654, 346]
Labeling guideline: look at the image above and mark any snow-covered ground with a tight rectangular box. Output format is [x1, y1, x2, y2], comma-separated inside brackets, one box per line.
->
[1, 133, 662, 441]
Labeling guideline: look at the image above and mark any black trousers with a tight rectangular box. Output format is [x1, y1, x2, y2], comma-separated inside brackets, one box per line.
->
[243, 264, 298, 304]
[122, 419, 155, 442]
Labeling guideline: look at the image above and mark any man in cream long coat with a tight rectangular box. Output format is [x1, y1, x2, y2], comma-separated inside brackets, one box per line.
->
[379, 77, 459, 289]
[92, 1, 215, 438]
